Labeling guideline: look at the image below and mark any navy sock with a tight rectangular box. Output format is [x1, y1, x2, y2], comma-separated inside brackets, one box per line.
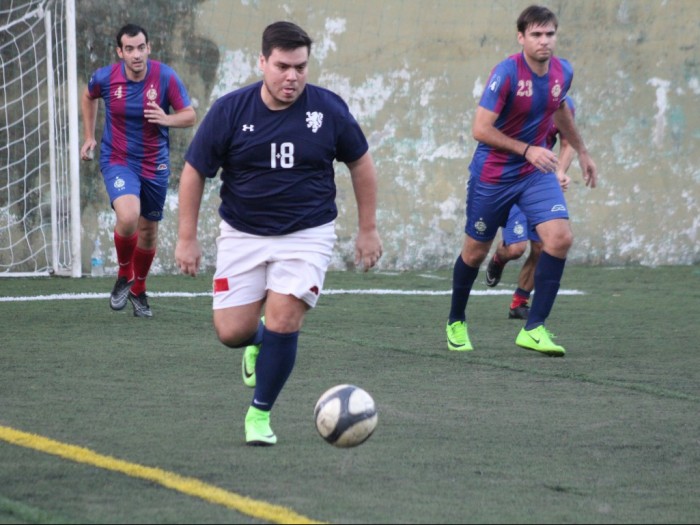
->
[525, 251, 565, 330]
[448, 255, 479, 323]
[251, 328, 298, 412]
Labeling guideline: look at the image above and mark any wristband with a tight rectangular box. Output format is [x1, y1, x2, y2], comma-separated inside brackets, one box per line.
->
[523, 144, 531, 157]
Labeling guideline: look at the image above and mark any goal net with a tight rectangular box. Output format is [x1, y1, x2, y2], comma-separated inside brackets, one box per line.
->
[0, 0, 80, 277]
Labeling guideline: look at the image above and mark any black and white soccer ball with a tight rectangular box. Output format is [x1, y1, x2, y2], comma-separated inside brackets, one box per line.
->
[314, 384, 378, 448]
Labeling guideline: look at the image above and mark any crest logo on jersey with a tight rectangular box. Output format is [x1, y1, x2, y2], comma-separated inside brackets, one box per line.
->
[114, 176, 125, 191]
[156, 164, 167, 171]
[114, 86, 123, 99]
[489, 75, 501, 92]
[513, 222, 525, 237]
[551, 82, 561, 100]
[306, 111, 323, 133]
[242, 124, 254, 132]
[147, 85, 158, 101]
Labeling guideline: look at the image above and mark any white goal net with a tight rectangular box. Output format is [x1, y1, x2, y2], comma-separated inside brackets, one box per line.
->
[0, 0, 80, 277]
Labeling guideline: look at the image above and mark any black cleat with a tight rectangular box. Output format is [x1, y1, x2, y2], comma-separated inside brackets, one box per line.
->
[508, 303, 530, 320]
[485, 256, 504, 287]
[129, 292, 153, 318]
[110, 276, 134, 311]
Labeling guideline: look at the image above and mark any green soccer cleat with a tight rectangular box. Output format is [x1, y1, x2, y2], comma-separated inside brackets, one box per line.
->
[446, 320, 473, 351]
[242, 344, 260, 388]
[242, 316, 264, 388]
[245, 406, 277, 446]
[515, 325, 565, 357]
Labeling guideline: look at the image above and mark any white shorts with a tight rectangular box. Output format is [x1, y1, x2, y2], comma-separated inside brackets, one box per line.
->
[212, 220, 336, 310]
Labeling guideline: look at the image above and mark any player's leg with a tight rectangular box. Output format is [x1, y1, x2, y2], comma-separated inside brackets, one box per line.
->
[486, 206, 527, 287]
[103, 166, 141, 311]
[244, 224, 335, 445]
[127, 178, 168, 317]
[509, 240, 542, 319]
[244, 292, 308, 446]
[448, 177, 511, 351]
[515, 175, 571, 355]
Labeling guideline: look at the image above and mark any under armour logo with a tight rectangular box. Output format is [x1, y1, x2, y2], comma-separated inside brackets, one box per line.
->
[242, 124, 254, 132]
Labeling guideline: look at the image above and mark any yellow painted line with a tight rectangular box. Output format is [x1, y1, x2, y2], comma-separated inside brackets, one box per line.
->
[0, 425, 324, 524]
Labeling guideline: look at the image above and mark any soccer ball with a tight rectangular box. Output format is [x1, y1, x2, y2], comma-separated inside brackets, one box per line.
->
[314, 384, 378, 448]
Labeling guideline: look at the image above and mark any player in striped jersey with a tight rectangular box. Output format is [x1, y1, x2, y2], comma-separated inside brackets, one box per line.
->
[446, 5, 597, 356]
[81, 24, 196, 317]
[485, 96, 577, 320]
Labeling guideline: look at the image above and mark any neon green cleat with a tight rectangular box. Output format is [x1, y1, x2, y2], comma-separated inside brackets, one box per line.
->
[446, 320, 473, 351]
[515, 325, 566, 357]
[242, 316, 264, 388]
[245, 406, 277, 446]
[242, 343, 260, 388]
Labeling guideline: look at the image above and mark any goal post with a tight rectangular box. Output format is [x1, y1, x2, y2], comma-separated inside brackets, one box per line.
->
[0, 0, 81, 277]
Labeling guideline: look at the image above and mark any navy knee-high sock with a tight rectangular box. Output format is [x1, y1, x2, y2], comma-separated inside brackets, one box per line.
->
[526, 251, 566, 330]
[251, 328, 298, 412]
[448, 255, 479, 323]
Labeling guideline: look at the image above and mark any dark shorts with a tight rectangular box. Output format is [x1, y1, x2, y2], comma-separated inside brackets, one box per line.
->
[465, 171, 568, 242]
[101, 165, 168, 221]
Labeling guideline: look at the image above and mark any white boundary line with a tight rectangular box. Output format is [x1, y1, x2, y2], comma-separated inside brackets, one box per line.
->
[0, 289, 585, 302]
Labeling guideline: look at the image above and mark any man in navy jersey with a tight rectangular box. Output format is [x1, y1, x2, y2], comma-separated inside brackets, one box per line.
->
[175, 21, 382, 446]
[485, 96, 577, 320]
[446, 5, 596, 356]
[81, 24, 196, 317]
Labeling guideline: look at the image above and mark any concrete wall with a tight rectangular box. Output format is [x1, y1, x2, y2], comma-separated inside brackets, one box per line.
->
[77, 0, 700, 273]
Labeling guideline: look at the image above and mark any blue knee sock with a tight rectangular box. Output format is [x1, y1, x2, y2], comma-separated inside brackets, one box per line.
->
[526, 251, 565, 330]
[251, 328, 298, 412]
[449, 255, 479, 323]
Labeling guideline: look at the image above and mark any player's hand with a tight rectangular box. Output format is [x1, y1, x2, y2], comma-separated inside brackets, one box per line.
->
[525, 145, 558, 173]
[175, 238, 202, 277]
[80, 139, 97, 161]
[557, 172, 571, 192]
[354, 228, 383, 272]
[144, 101, 169, 126]
[578, 151, 598, 189]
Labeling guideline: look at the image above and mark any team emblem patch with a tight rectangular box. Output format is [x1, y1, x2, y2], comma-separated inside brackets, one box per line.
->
[306, 111, 323, 133]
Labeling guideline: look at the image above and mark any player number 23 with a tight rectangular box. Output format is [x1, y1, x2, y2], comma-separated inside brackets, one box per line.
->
[270, 142, 295, 168]
[516, 79, 533, 97]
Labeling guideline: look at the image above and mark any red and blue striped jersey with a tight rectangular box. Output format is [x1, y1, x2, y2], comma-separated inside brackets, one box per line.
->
[470, 52, 574, 183]
[87, 59, 191, 180]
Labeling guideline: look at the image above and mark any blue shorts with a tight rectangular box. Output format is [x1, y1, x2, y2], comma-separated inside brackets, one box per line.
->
[502, 205, 541, 246]
[101, 165, 168, 221]
[464, 171, 568, 242]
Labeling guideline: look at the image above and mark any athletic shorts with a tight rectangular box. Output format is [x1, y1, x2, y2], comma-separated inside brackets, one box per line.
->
[502, 205, 541, 246]
[212, 220, 336, 310]
[101, 165, 169, 221]
[465, 171, 568, 242]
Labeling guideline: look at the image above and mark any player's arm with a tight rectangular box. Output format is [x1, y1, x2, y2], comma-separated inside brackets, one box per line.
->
[144, 103, 196, 128]
[472, 105, 558, 173]
[553, 102, 597, 188]
[346, 151, 382, 272]
[80, 87, 99, 160]
[175, 161, 206, 276]
[556, 135, 574, 191]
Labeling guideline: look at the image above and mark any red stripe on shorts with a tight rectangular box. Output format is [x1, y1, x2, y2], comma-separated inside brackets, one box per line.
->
[213, 277, 229, 293]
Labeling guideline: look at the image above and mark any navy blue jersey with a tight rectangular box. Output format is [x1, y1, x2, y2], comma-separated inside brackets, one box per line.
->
[185, 81, 369, 236]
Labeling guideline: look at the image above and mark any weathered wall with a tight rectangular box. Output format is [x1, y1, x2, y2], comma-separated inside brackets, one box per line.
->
[77, 0, 700, 273]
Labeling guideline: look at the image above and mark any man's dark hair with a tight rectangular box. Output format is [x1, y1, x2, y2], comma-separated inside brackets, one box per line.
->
[116, 24, 149, 49]
[516, 5, 558, 34]
[261, 21, 312, 59]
